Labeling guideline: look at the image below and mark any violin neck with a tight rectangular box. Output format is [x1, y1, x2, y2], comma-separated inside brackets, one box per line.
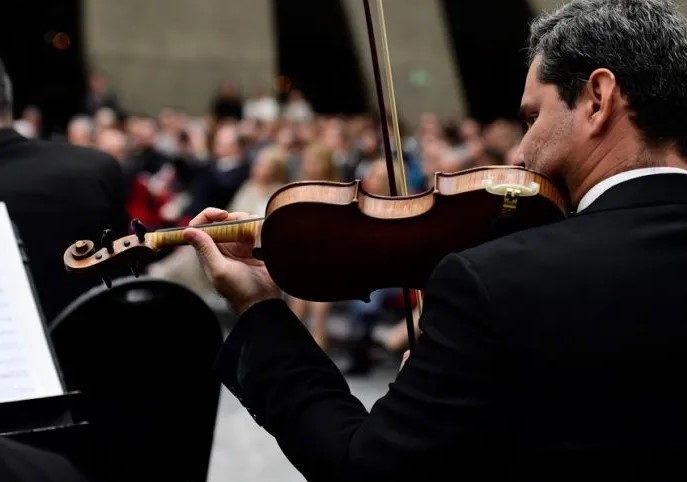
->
[146, 218, 264, 250]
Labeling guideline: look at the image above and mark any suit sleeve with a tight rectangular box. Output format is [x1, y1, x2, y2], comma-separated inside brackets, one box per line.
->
[215, 253, 506, 480]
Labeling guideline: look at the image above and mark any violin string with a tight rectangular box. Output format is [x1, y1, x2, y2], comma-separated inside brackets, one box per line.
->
[155, 217, 265, 234]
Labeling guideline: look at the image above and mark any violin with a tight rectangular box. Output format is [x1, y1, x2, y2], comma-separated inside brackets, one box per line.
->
[64, 165, 568, 301]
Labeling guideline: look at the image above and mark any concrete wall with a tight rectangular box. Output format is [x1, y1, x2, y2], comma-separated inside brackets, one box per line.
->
[85, 0, 465, 125]
[83, 0, 276, 116]
[341, 0, 468, 126]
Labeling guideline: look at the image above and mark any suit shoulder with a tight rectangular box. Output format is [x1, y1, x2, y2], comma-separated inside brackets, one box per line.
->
[460, 217, 578, 268]
[31, 139, 121, 172]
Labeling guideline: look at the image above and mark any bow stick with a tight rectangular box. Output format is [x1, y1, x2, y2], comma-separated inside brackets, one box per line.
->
[363, 0, 422, 351]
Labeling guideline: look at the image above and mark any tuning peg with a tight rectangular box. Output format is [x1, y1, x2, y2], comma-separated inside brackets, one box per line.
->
[129, 261, 140, 278]
[102, 276, 112, 289]
[131, 219, 148, 243]
[101, 229, 116, 254]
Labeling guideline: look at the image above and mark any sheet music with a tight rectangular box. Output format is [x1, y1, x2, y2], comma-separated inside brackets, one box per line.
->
[0, 202, 63, 403]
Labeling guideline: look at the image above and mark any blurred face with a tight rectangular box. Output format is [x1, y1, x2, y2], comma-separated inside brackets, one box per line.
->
[213, 126, 241, 159]
[276, 126, 295, 149]
[297, 122, 318, 144]
[460, 119, 480, 142]
[301, 150, 327, 180]
[238, 119, 258, 143]
[518, 56, 576, 183]
[132, 119, 157, 149]
[89, 74, 106, 93]
[323, 126, 344, 150]
[251, 151, 276, 184]
[96, 129, 128, 162]
[360, 130, 378, 154]
[362, 160, 389, 196]
[68, 122, 92, 147]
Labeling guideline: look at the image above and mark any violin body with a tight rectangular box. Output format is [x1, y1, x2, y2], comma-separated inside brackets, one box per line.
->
[64, 166, 568, 303]
[260, 166, 568, 301]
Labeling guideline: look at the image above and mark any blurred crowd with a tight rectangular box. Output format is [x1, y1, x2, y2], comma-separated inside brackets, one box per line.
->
[14, 73, 525, 366]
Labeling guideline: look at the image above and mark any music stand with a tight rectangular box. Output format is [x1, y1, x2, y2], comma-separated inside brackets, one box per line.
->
[0, 212, 92, 474]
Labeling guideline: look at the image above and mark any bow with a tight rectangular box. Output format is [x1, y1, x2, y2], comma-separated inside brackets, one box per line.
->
[362, 0, 422, 351]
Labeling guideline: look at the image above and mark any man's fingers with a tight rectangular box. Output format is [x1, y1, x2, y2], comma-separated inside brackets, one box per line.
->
[189, 208, 253, 227]
[189, 208, 229, 226]
[183, 227, 227, 273]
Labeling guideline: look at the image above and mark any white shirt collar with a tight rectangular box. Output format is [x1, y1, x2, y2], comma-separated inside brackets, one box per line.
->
[576, 167, 687, 213]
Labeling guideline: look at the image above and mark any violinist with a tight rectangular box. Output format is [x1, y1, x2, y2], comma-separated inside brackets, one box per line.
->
[184, 0, 687, 479]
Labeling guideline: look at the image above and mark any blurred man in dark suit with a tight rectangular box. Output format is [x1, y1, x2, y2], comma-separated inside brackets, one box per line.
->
[0, 59, 128, 323]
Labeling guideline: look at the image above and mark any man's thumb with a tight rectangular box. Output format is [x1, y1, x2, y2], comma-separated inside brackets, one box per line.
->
[183, 228, 224, 268]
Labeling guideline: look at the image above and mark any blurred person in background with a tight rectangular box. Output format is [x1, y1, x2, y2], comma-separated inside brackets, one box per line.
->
[243, 85, 278, 123]
[295, 119, 319, 147]
[212, 79, 243, 122]
[13, 105, 42, 139]
[85, 71, 122, 117]
[282, 88, 314, 123]
[94, 107, 118, 135]
[322, 117, 354, 181]
[125, 116, 169, 178]
[237, 117, 263, 163]
[155, 107, 184, 158]
[229, 144, 289, 215]
[482, 119, 523, 164]
[274, 123, 302, 180]
[184, 123, 249, 219]
[95, 127, 128, 164]
[418, 136, 449, 189]
[0, 59, 128, 323]
[123, 116, 177, 228]
[66, 115, 95, 147]
[350, 126, 381, 180]
[459, 117, 481, 144]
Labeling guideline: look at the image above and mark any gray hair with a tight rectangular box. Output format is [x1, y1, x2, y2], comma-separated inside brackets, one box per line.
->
[529, 0, 687, 156]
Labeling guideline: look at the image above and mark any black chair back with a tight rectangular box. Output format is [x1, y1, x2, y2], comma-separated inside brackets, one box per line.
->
[50, 277, 222, 481]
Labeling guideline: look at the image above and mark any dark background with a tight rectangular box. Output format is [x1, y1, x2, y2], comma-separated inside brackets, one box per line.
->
[0, 0, 87, 136]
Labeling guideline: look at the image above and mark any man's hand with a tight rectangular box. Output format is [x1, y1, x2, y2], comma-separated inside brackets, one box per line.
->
[183, 208, 281, 315]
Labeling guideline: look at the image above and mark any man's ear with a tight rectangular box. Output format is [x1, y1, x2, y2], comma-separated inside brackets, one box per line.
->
[583, 68, 618, 137]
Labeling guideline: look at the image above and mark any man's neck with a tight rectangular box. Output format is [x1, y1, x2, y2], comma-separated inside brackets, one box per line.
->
[568, 127, 687, 207]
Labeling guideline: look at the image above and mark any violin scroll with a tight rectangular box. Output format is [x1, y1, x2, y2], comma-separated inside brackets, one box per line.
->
[64, 233, 155, 275]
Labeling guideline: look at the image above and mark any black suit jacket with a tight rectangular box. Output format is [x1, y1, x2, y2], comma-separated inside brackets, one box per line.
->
[0, 437, 87, 482]
[216, 173, 687, 481]
[0, 128, 128, 322]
